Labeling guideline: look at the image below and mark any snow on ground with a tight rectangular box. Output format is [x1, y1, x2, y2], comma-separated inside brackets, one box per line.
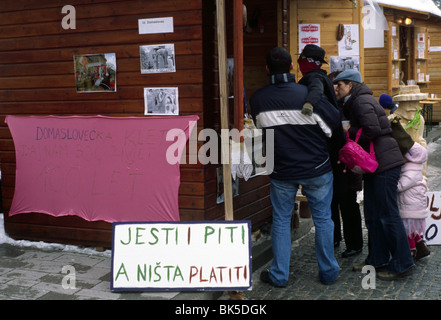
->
[0, 212, 111, 257]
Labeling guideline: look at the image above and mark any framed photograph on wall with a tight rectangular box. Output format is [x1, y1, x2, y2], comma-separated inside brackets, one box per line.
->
[140, 44, 176, 74]
[144, 87, 179, 115]
[74, 53, 117, 92]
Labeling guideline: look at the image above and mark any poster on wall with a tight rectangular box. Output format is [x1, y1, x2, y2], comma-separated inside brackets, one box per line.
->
[298, 24, 320, 53]
[140, 44, 176, 74]
[338, 24, 359, 56]
[144, 87, 179, 115]
[74, 53, 117, 93]
[330, 56, 360, 73]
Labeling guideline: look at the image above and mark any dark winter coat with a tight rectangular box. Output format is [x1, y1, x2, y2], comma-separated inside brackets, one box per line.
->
[250, 73, 341, 180]
[298, 69, 339, 108]
[343, 84, 404, 174]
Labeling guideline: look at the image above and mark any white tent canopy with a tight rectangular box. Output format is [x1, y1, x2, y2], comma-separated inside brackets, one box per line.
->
[375, 0, 441, 18]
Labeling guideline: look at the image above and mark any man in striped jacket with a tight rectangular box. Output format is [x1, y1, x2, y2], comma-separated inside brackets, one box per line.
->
[250, 47, 341, 287]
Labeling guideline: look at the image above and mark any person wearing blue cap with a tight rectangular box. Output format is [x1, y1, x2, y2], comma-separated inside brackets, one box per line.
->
[333, 70, 415, 280]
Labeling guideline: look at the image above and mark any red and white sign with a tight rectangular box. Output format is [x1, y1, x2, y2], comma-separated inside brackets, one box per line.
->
[299, 24, 321, 53]
[300, 24, 319, 33]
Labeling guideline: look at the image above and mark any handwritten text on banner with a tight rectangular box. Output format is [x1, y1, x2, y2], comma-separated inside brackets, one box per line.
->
[6, 115, 198, 223]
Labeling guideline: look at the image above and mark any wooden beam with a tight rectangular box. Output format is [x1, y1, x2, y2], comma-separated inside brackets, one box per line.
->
[216, 0, 234, 221]
[354, 0, 365, 81]
[289, 0, 299, 78]
[234, 0, 244, 133]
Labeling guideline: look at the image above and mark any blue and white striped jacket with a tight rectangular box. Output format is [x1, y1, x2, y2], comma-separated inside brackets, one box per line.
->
[250, 73, 341, 180]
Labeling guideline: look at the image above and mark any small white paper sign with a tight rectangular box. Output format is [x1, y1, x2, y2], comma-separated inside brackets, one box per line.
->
[138, 17, 174, 34]
[111, 221, 252, 291]
[424, 192, 441, 245]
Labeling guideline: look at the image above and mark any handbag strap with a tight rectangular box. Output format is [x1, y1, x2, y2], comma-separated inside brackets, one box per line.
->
[369, 140, 375, 156]
[346, 128, 363, 142]
[346, 128, 376, 156]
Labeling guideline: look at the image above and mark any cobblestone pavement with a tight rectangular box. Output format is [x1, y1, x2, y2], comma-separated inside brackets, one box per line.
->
[0, 242, 218, 300]
[218, 224, 441, 300]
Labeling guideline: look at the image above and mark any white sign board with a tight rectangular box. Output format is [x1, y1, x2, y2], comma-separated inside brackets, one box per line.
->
[111, 221, 252, 291]
[424, 192, 441, 245]
[429, 46, 441, 53]
[138, 17, 174, 35]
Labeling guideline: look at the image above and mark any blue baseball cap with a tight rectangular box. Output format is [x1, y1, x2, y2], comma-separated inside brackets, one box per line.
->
[333, 70, 362, 84]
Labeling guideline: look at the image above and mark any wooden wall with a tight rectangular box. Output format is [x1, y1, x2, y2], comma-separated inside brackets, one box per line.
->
[423, 17, 441, 122]
[243, 0, 279, 104]
[364, 35, 388, 99]
[0, 0, 206, 246]
[0, 0, 274, 247]
[289, 0, 362, 81]
[202, 0, 276, 228]
[364, 8, 441, 117]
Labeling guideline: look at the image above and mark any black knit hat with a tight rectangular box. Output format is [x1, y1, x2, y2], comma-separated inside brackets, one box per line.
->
[390, 117, 415, 155]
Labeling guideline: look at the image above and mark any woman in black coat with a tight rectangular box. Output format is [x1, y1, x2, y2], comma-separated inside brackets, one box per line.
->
[328, 71, 363, 257]
[333, 70, 414, 280]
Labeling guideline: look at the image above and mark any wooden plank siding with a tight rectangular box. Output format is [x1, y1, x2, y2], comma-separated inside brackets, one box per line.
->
[289, 0, 359, 81]
[364, 40, 388, 99]
[365, 8, 441, 119]
[0, 0, 273, 247]
[425, 20, 441, 122]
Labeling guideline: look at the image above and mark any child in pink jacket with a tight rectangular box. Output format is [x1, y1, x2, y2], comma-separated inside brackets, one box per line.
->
[393, 118, 430, 260]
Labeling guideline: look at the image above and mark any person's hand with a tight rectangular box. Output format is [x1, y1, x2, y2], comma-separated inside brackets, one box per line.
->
[342, 120, 350, 133]
[301, 102, 313, 116]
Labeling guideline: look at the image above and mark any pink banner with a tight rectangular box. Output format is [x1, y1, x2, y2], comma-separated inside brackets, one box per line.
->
[6, 115, 198, 223]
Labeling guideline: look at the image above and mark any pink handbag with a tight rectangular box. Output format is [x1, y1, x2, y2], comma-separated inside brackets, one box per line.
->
[338, 128, 378, 174]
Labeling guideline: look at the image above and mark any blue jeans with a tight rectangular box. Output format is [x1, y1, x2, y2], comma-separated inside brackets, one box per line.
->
[363, 166, 414, 273]
[269, 171, 340, 286]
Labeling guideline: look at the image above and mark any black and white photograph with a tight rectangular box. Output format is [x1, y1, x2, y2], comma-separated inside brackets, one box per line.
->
[144, 87, 179, 115]
[140, 44, 176, 74]
[330, 56, 360, 73]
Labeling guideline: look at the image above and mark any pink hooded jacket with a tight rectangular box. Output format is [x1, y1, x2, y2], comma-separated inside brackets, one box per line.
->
[397, 142, 429, 219]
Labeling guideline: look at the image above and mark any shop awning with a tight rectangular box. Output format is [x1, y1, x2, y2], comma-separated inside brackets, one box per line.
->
[375, 0, 441, 18]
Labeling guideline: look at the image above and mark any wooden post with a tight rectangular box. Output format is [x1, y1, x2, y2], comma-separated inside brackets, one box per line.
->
[216, 0, 234, 221]
[234, 0, 244, 134]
